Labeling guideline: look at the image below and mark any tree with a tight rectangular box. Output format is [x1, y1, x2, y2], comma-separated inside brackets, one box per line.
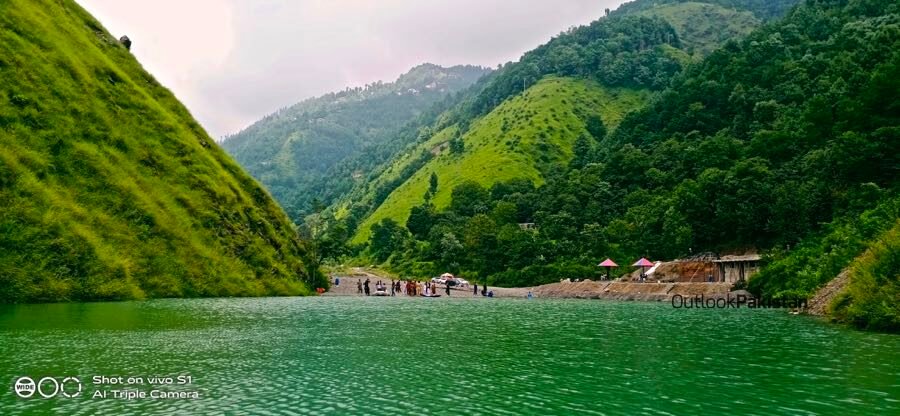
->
[463, 214, 499, 273]
[428, 172, 438, 197]
[585, 114, 607, 140]
[407, 204, 435, 240]
[370, 218, 406, 262]
[450, 137, 465, 154]
[450, 181, 490, 217]
[438, 231, 464, 272]
[491, 201, 519, 225]
[570, 134, 593, 169]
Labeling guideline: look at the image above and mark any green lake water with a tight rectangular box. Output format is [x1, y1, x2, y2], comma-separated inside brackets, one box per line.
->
[1, 297, 898, 415]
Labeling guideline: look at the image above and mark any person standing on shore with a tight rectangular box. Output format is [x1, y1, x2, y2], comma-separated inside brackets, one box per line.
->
[445, 282, 451, 296]
[357, 280, 362, 295]
[364, 278, 370, 296]
[390, 280, 396, 296]
[482, 285, 487, 296]
[473, 283, 478, 296]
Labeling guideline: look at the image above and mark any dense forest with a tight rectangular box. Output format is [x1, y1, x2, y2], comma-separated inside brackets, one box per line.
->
[300, 0, 898, 330]
[222, 64, 490, 220]
[0, 0, 324, 302]
[612, 0, 800, 20]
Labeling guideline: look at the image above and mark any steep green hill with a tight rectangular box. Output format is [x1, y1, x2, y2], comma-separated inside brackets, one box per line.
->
[221, 64, 490, 219]
[0, 0, 323, 302]
[350, 77, 649, 243]
[332, 14, 684, 243]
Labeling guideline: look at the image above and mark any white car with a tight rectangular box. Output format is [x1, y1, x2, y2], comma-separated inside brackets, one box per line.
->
[455, 278, 470, 288]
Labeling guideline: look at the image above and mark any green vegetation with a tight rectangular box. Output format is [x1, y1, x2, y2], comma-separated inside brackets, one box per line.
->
[167, 0, 896, 330]
[0, 0, 323, 302]
[749, 198, 900, 304]
[325, 0, 803, 248]
[612, 0, 799, 20]
[607, 0, 899, 293]
[351, 78, 649, 243]
[634, 2, 761, 55]
[834, 219, 900, 332]
[321, 0, 898, 330]
[749, 197, 900, 331]
[221, 64, 490, 220]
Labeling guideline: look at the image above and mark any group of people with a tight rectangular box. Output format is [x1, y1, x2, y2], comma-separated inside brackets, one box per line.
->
[356, 278, 409, 296]
[354, 277, 494, 297]
[472, 283, 493, 297]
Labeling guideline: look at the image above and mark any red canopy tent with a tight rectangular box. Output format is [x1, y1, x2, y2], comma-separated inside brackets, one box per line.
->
[598, 258, 618, 280]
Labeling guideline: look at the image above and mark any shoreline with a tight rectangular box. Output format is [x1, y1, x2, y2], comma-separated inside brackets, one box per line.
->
[325, 269, 735, 302]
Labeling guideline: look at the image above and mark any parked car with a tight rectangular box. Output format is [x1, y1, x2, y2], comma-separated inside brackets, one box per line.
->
[455, 278, 470, 288]
[432, 276, 463, 287]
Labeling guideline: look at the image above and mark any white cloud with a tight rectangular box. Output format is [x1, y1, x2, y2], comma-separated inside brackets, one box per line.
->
[76, 0, 626, 138]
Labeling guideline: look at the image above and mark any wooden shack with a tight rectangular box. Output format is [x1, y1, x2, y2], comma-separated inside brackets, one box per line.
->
[713, 254, 761, 283]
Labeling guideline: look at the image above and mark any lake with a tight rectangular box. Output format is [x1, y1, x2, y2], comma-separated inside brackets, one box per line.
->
[1, 297, 898, 415]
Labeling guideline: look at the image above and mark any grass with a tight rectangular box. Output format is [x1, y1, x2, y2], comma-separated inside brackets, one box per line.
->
[350, 77, 649, 243]
[0, 0, 321, 302]
[832, 220, 900, 332]
[636, 2, 760, 56]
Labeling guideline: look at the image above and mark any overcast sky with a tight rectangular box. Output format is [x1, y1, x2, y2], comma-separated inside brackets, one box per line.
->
[76, 0, 627, 139]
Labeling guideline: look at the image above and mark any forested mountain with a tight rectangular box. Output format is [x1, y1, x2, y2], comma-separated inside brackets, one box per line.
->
[336, 0, 798, 245]
[604, 0, 899, 331]
[0, 0, 324, 302]
[307, 0, 898, 330]
[221, 64, 490, 220]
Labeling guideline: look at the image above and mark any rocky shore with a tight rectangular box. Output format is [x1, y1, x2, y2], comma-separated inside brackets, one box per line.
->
[530, 280, 734, 301]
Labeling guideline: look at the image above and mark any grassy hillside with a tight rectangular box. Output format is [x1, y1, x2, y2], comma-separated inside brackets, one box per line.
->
[634, 2, 761, 55]
[0, 0, 323, 302]
[351, 77, 648, 243]
[331, 12, 687, 247]
[834, 218, 900, 332]
[222, 64, 489, 219]
[749, 197, 900, 331]
[613, 0, 799, 20]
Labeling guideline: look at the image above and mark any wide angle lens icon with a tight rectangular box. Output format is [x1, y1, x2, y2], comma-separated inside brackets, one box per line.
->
[14, 377, 36, 398]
